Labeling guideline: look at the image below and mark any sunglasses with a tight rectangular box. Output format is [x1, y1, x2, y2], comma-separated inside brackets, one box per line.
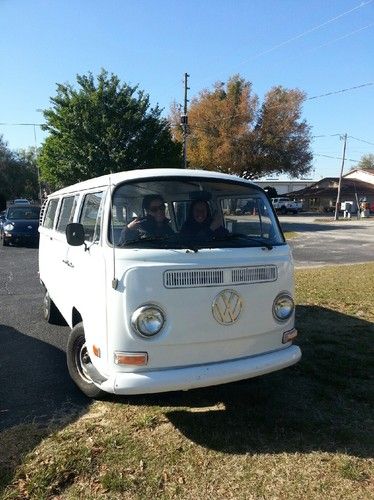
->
[148, 204, 165, 213]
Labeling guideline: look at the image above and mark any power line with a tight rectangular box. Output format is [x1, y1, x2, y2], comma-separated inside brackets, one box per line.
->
[348, 135, 374, 147]
[314, 153, 358, 162]
[247, 0, 373, 61]
[0, 122, 43, 126]
[312, 134, 341, 138]
[191, 82, 374, 129]
[307, 82, 374, 100]
[200, 0, 373, 86]
[306, 22, 374, 52]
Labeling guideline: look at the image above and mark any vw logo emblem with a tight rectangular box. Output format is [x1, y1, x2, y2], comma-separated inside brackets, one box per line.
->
[212, 289, 243, 325]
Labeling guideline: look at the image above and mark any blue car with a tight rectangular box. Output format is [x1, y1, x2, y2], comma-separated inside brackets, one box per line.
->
[1, 205, 40, 247]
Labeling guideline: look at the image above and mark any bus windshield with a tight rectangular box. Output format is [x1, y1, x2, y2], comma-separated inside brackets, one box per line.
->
[109, 177, 285, 249]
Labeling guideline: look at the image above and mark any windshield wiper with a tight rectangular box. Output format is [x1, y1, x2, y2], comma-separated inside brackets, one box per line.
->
[214, 233, 273, 250]
[121, 234, 199, 252]
[121, 234, 173, 246]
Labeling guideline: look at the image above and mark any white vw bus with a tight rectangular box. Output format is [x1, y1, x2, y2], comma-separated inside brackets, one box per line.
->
[39, 169, 301, 398]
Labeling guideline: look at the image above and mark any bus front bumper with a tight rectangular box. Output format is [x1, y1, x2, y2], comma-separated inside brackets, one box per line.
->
[98, 345, 301, 395]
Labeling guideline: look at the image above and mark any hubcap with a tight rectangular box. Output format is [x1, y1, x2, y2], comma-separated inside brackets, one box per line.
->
[76, 341, 93, 384]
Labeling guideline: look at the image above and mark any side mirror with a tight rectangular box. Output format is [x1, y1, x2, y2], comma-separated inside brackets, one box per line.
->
[66, 223, 85, 246]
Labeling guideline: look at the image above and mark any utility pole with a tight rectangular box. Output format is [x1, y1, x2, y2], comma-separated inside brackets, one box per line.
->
[181, 73, 190, 169]
[334, 133, 347, 221]
[33, 124, 43, 204]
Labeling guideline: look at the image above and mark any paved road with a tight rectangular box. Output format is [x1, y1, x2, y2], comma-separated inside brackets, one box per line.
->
[279, 215, 374, 268]
[0, 246, 89, 431]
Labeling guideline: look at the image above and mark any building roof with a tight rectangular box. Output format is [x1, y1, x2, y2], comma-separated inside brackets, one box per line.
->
[288, 176, 374, 199]
[344, 168, 374, 177]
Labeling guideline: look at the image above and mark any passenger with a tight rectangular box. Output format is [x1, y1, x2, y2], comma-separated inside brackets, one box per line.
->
[180, 199, 228, 240]
[119, 194, 174, 245]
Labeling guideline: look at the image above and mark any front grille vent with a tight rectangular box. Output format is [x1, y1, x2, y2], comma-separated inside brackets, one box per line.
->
[231, 266, 277, 283]
[164, 265, 277, 288]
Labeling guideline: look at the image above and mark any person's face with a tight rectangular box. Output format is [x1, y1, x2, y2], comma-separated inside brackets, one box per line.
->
[193, 201, 208, 223]
[148, 200, 166, 223]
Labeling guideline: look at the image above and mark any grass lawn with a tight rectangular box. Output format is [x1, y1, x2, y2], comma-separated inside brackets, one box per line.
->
[283, 231, 299, 240]
[1, 264, 373, 499]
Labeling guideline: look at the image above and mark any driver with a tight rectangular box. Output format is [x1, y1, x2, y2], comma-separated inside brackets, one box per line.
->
[119, 194, 174, 245]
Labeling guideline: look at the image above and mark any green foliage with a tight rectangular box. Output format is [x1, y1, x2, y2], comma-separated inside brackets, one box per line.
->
[16, 148, 40, 200]
[171, 75, 313, 179]
[39, 70, 182, 189]
[0, 137, 39, 205]
[357, 153, 374, 171]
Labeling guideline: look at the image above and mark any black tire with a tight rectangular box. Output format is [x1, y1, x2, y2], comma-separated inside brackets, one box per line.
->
[2, 235, 8, 246]
[280, 206, 287, 215]
[43, 290, 66, 325]
[66, 323, 106, 399]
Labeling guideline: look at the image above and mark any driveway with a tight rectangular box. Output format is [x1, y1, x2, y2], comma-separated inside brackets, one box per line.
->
[279, 215, 374, 268]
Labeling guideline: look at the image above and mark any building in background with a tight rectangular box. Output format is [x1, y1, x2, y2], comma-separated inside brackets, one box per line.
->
[254, 178, 317, 196]
[287, 169, 374, 213]
[344, 168, 374, 185]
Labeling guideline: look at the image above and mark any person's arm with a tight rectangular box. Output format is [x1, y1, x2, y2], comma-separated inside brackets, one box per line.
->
[118, 218, 142, 245]
[210, 212, 222, 231]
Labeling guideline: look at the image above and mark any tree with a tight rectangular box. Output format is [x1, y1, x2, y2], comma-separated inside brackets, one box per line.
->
[357, 154, 374, 171]
[0, 136, 14, 209]
[170, 75, 312, 179]
[16, 148, 40, 200]
[39, 70, 182, 189]
[0, 137, 39, 208]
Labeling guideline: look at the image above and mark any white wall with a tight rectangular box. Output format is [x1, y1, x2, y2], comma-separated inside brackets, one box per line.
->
[254, 180, 316, 195]
[344, 170, 374, 185]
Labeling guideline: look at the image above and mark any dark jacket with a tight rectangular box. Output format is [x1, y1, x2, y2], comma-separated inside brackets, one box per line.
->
[180, 217, 228, 240]
[119, 217, 174, 245]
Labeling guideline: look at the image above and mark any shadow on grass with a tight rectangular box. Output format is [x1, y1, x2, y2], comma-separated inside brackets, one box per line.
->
[0, 325, 90, 492]
[127, 305, 374, 458]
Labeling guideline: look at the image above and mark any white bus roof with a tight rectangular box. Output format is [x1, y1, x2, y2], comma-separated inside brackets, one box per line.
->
[49, 168, 259, 197]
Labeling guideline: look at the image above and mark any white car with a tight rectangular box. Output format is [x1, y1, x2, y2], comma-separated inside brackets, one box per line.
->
[271, 198, 302, 215]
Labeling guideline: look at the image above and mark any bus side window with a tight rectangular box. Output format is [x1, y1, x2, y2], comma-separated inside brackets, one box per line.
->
[79, 191, 104, 242]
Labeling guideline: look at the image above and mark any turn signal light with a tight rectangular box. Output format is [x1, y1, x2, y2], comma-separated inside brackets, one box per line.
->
[93, 345, 101, 358]
[114, 352, 148, 366]
[282, 328, 298, 344]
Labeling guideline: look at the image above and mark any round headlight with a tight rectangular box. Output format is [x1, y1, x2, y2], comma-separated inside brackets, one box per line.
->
[273, 293, 294, 321]
[131, 305, 165, 338]
[4, 223, 14, 231]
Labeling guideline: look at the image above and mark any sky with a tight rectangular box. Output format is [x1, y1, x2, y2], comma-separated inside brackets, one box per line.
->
[1, 0, 373, 180]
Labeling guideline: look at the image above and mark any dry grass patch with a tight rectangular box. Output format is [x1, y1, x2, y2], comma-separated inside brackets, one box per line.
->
[283, 231, 299, 239]
[2, 264, 374, 499]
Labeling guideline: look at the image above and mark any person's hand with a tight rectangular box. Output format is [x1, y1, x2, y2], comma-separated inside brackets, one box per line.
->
[127, 218, 142, 230]
[210, 212, 221, 231]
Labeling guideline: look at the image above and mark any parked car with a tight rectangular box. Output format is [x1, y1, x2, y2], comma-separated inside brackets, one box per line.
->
[0, 210, 6, 229]
[12, 198, 31, 205]
[1, 205, 40, 246]
[271, 197, 302, 215]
